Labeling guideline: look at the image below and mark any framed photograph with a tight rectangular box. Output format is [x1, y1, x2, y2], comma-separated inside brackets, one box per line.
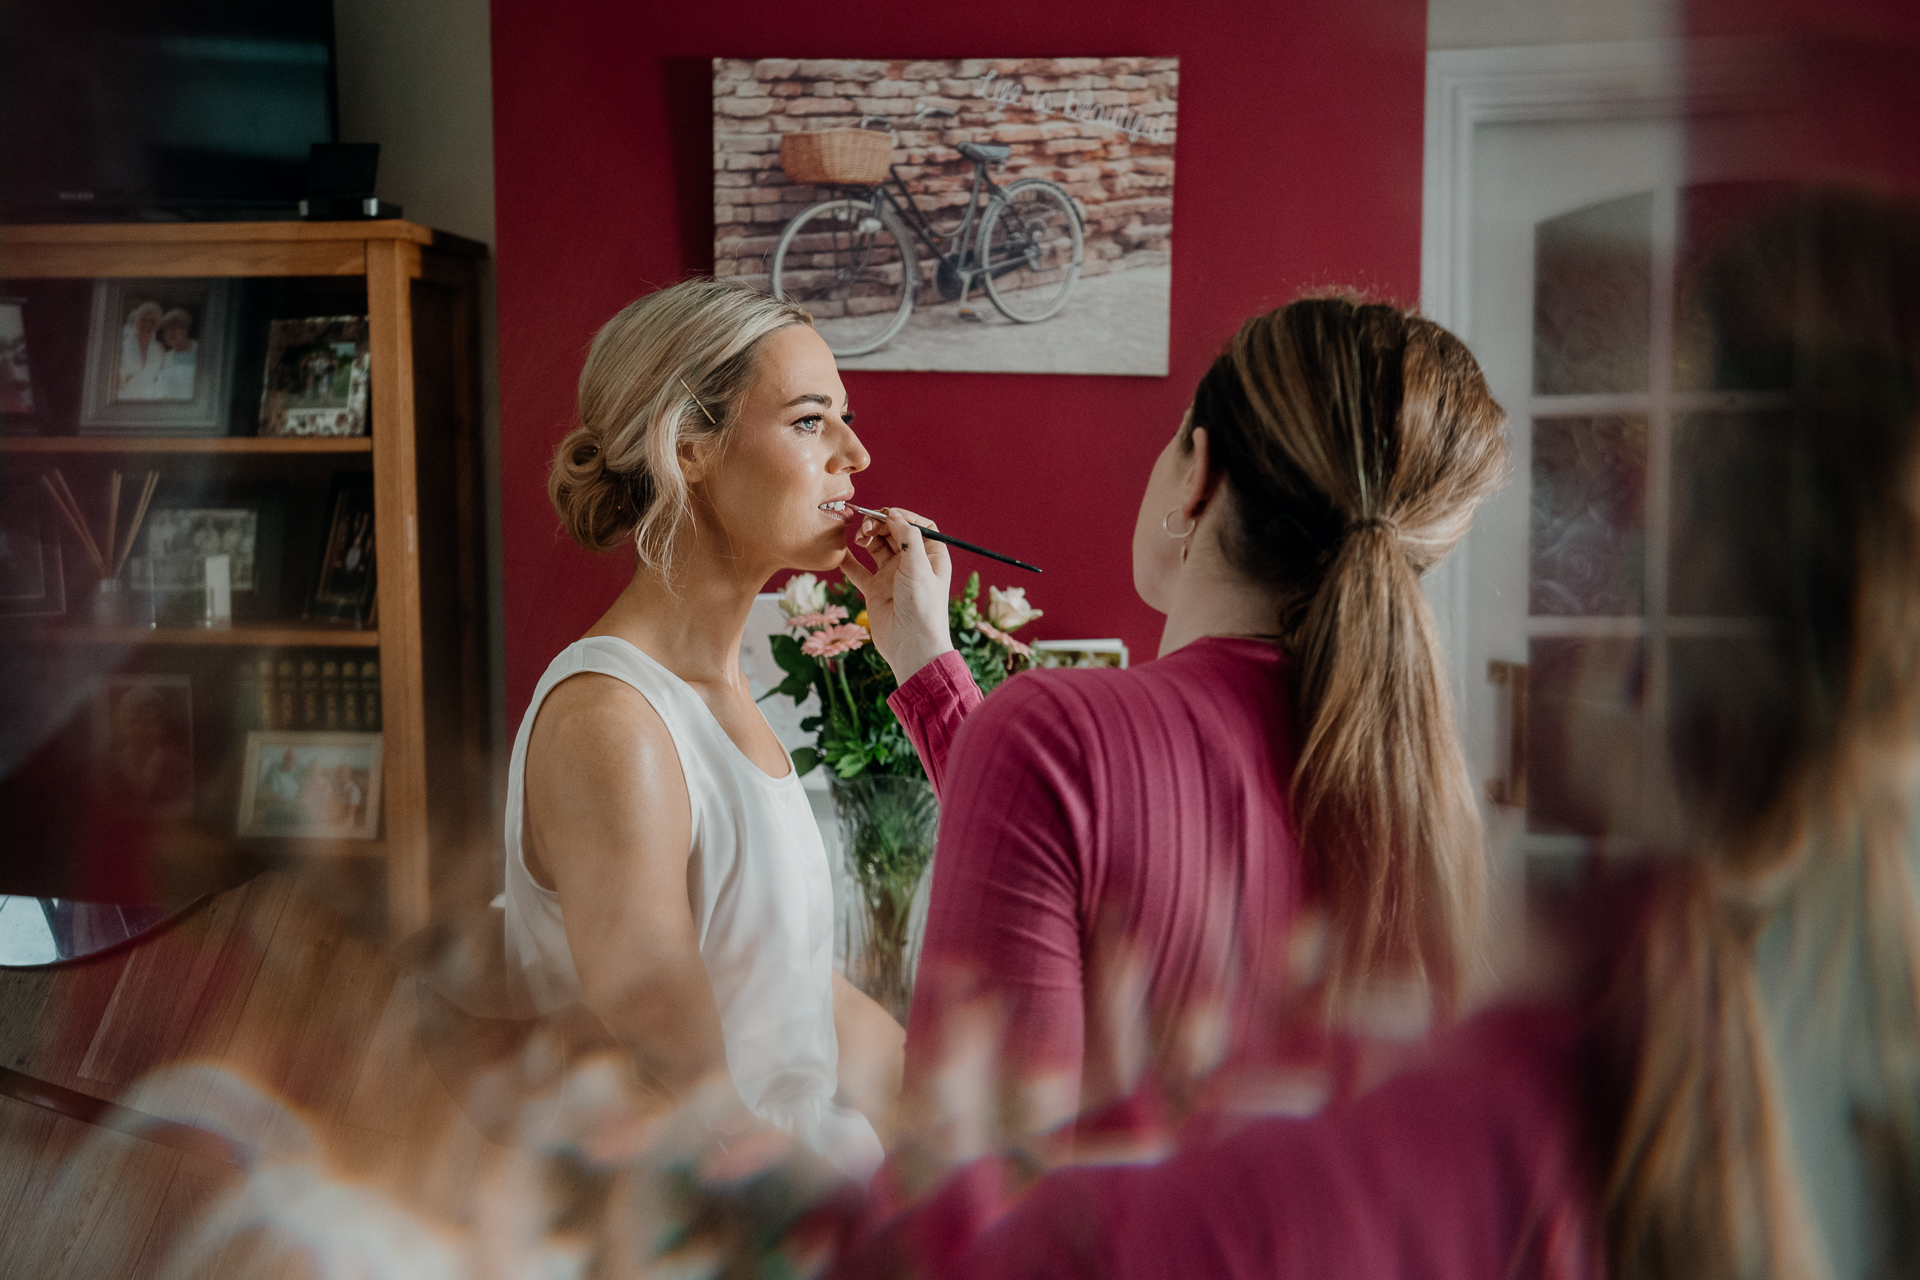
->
[307, 476, 377, 623]
[238, 730, 383, 839]
[258, 317, 371, 437]
[145, 508, 258, 593]
[0, 481, 67, 617]
[141, 499, 284, 624]
[79, 278, 239, 436]
[1031, 638, 1130, 670]
[91, 675, 194, 818]
[1, 296, 45, 432]
[713, 57, 1177, 375]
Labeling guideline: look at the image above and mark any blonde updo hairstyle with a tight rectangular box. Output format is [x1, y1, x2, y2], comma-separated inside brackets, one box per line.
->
[550, 279, 814, 571]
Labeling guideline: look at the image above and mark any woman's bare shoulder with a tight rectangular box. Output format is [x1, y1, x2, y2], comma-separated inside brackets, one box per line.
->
[522, 671, 691, 887]
[527, 671, 677, 782]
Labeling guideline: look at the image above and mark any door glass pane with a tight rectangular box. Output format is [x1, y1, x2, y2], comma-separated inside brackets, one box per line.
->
[1673, 181, 1799, 392]
[1669, 410, 1792, 616]
[1532, 192, 1654, 394]
[1530, 415, 1647, 616]
[1526, 636, 1646, 837]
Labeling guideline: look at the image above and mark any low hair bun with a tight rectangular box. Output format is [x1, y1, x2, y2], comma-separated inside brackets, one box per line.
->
[549, 424, 639, 553]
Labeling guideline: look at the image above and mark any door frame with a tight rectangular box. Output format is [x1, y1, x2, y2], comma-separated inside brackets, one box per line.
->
[1417, 37, 1754, 745]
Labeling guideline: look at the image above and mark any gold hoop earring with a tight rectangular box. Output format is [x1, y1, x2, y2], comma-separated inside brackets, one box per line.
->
[1162, 507, 1196, 540]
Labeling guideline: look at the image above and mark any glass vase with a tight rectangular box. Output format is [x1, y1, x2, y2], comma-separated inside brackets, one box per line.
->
[831, 772, 938, 1023]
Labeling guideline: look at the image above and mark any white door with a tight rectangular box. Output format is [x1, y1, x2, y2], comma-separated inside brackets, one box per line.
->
[1429, 45, 1791, 890]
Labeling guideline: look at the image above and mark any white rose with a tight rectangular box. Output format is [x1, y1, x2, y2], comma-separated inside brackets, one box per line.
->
[778, 573, 827, 618]
[987, 586, 1043, 631]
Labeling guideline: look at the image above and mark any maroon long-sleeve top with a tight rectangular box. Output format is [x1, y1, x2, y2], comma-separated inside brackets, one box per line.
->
[871, 639, 1605, 1278]
[888, 637, 1308, 1122]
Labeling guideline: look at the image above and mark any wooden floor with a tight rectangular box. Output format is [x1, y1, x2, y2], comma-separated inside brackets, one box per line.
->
[0, 869, 505, 1279]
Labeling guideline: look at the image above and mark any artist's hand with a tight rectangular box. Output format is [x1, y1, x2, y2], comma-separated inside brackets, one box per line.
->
[842, 506, 953, 685]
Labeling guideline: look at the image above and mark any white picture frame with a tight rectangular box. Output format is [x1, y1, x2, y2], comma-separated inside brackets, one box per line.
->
[1030, 638, 1130, 669]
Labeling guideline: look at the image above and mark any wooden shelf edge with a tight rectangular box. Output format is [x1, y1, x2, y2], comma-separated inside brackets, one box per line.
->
[0, 219, 434, 247]
[1, 436, 373, 454]
[9, 626, 380, 647]
[0, 221, 484, 260]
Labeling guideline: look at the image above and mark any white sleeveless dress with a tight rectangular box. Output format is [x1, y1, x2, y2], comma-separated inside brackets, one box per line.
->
[502, 636, 882, 1177]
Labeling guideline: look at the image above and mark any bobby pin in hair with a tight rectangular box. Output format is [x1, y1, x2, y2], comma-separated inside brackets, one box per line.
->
[677, 374, 717, 425]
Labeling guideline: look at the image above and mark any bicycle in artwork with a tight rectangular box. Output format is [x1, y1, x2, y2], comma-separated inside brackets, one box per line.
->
[770, 107, 1086, 357]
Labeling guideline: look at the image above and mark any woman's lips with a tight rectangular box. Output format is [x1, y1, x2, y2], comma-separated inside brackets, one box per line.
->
[819, 499, 861, 525]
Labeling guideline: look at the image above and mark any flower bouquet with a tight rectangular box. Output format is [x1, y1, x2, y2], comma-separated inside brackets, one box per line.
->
[763, 570, 1041, 1015]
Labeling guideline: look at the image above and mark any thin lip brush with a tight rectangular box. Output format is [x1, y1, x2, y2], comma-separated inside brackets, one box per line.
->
[841, 502, 1042, 574]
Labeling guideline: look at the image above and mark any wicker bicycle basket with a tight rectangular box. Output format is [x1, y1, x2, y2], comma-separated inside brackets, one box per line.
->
[779, 129, 892, 186]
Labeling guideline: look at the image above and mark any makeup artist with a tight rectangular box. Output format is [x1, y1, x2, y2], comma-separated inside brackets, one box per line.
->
[855, 296, 1510, 1164]
[503, 279, 978, 1178]
[838, 190, 1920, 1280]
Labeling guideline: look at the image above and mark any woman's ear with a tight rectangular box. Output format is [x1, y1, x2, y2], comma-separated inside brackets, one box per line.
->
[1180, 427, 1222, 519]
[677, 436, 712, 486]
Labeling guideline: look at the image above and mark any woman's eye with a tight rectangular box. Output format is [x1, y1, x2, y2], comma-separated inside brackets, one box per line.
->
[794, 415, 823, 434]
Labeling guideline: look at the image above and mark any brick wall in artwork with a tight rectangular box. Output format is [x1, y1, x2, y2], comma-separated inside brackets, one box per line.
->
[712, 57, 1178, 295]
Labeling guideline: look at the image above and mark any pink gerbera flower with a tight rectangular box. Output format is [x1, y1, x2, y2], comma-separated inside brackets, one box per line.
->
[786, 605, 849, 631]
[976, 621, 1033, 657]
[801, 623, 870, 658]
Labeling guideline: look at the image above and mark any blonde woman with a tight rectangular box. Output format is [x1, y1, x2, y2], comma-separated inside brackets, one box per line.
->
[503, 279, 957, 1177]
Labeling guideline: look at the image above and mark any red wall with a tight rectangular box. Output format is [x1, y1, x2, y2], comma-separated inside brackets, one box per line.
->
[489, 1, 1428, 723]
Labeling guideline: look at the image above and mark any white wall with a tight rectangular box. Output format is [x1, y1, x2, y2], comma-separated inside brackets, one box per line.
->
[332, 0, 508, 836]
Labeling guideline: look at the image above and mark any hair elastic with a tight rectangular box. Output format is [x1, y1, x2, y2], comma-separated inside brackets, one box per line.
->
[678, 374, 717, 425]
[1348, 514, 1400, 538]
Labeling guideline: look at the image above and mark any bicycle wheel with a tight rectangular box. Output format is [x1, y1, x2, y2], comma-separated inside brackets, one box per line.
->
[771, 198, 917, 357]
[977, 179, 1084, 323]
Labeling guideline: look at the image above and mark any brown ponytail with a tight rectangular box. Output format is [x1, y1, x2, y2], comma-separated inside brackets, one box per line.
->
[1193, 298, 1509, 1008]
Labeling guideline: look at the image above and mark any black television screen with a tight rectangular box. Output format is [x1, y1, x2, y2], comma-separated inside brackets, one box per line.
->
[0, 0, 338, 219]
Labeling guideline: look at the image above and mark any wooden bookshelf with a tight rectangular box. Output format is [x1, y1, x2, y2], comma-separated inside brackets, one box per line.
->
[0, 220, 491, 938]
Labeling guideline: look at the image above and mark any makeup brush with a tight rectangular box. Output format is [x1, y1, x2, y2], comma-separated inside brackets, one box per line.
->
[836, 502, 1042, 574]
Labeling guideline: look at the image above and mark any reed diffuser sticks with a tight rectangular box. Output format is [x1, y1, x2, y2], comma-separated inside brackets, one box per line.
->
[38, 467, 162, 582]
[117, 471, 160, 574]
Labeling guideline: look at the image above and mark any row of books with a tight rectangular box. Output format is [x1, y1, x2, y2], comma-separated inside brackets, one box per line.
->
[245, 652, 382, 733]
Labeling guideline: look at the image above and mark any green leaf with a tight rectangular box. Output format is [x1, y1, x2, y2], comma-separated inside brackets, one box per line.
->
[769, 632, 810, 675]
[799, 715, 821, 733]
[791, 746, 819, 776]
